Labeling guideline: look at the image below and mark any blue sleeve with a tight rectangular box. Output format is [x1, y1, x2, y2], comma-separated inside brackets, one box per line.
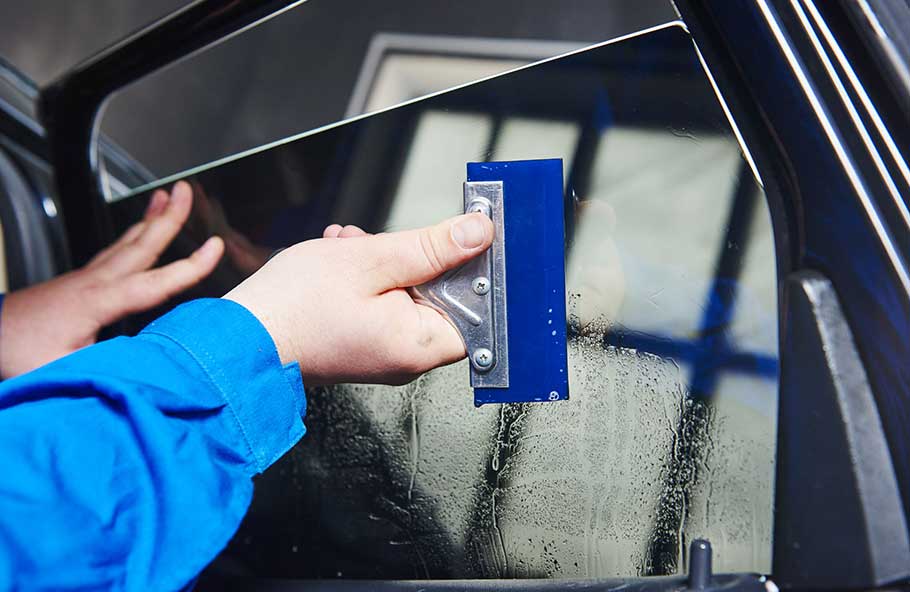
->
[0, 298, 306, 591]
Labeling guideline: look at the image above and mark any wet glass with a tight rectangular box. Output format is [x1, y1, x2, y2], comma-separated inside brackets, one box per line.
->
[110, 23, 779, 580]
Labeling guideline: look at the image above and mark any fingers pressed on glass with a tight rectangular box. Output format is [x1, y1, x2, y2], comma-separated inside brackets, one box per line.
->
[143, 189, 169, 220]
[107, 181, 195, 274]
[85, 221, 147, 270]
[121, 236, 224, 313]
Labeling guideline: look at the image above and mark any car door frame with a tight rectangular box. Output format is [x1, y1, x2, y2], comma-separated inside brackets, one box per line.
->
[34, 0, 910, 589]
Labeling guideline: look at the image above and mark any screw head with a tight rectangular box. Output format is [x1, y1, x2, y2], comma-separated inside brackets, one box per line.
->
[472, 348, 494, 370]
[472, 276, 490, 295]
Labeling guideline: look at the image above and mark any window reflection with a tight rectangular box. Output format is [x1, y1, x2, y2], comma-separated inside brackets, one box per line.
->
[583, 127, 743, 337]
[111, 23, 779, 580]
[386, 112, 492, 231]
[493, 117, 580, 178]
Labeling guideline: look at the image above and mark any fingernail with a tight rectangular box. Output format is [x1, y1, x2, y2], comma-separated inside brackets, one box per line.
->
[171, 181, 192, 204]
[145, 191, 168, 216]
[452, 215, 488, 249]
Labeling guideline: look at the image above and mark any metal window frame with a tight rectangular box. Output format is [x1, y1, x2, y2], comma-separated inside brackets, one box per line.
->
[38, 0, 306, 267]
[0, 57, 162, 280]
[675, 0, 910, 587]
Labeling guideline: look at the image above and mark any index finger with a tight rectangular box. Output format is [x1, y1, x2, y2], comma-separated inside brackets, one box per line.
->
[104, 181, 195, 275]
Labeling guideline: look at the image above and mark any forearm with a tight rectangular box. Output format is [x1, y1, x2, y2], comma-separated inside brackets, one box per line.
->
[0, 298, 305, 591]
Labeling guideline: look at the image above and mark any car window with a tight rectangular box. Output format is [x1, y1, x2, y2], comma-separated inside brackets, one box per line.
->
[110, 21, 779, 580]
[95, 0, 676, 196]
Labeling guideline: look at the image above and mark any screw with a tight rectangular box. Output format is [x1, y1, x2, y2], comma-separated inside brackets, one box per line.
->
[472, 276, 490, 295]
[466, 200, 491, 216]
[472, 348, 494, 370]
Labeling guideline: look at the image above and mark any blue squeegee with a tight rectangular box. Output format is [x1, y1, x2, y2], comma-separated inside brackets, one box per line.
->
[411, 159, 569, 406]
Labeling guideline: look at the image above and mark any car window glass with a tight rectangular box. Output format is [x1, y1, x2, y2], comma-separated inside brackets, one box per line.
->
[110, 23, 778, 580]
[95, 0, 676, 195]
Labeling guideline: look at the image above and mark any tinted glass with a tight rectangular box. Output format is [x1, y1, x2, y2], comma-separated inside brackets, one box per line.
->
[94, 0, 675, 190]
[111, 24, 779, 579]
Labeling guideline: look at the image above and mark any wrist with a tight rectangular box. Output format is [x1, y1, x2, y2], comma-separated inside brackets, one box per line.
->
[222, 291, 298, 367]
[142, 298, 306, 471]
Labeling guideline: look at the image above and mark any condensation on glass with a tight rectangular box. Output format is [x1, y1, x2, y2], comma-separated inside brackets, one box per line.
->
[111, 22, 778, 580]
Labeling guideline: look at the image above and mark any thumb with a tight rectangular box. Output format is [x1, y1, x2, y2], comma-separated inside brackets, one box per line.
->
[364, 213, 494, 292]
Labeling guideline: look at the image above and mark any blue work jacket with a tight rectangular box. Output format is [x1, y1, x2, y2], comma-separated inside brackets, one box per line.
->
[0, 298, 306, 591]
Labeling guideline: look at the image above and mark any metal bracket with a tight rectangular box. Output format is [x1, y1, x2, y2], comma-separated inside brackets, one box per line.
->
[409, 181, 509, 388]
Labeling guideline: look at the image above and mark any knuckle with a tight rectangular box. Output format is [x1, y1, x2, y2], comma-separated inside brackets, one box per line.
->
[76, 274, 108, 302]
[381, 322, 426, 377]
[130, 270, 163, 297]
[141, 219, 181, 247]
[417, 231, 445, 276]
[135, 232, 166, 255]
[123, 221, 146, 243]
[403, 346, 435, 379]
[117, 278, 147, 308]
[142, 265, 189, 295]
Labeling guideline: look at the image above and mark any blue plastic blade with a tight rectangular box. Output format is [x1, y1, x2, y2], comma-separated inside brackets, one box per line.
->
[468, 159, 569, 405]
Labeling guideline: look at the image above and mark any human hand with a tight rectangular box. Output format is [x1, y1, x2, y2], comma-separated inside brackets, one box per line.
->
[0, 181, 224, 378]
[224, 213, 494, 386]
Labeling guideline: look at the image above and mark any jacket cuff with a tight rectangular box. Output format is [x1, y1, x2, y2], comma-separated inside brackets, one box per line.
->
[141, 298, 306, 473]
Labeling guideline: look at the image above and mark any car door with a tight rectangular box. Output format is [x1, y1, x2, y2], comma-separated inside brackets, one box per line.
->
[34, 1, 910, 590]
